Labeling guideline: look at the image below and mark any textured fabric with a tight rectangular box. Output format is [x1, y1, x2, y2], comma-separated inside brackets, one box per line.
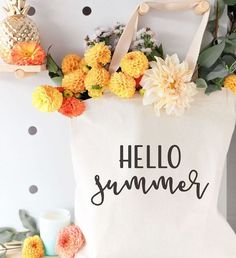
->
[71, 89, 236, 258]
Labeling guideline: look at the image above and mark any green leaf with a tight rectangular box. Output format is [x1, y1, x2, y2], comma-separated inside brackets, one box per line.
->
[224, 0, 236, 5]
[12, 232, 28, 241]
[206, 64, 228, 80]
[0, 229, 15, 243]
[229, 33, 236, 40]
[205, 83, 222, 94]
[19, 210, 38, 233]
[209, 0, 225, 21]
[222, 54, 236, 66]
[0, 228, 15, 233]
[224, 44, 236, 54]
[225, 38, 236, 47]
[196, 78, 208, 88]
[46, 54, 63, 84]
[198, 41, 226, 68]
[91, 85, 102, 90]
[48, 72, 63, 85]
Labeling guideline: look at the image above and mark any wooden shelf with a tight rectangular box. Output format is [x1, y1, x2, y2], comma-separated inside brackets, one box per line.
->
[6, 250, 58, 257]
[0, 64, 46, 79]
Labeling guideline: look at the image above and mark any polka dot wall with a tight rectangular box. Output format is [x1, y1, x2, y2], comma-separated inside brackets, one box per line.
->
[0, 0, 231, 229]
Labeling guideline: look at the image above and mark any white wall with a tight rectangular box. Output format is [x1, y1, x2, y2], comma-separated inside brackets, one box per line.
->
[0, 0, 231, 229]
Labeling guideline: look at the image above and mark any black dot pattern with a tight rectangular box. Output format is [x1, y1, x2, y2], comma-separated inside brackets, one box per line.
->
[28, 7, 36, 16]
[29, 185, 38, 194]
[28, 126, 37, 135]
[82, 6, 92, 16]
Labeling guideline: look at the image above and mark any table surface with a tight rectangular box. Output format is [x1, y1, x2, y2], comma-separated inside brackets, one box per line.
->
[7, 250, 58, 257]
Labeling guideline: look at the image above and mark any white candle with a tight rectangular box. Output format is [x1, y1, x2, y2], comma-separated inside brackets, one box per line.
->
[39, 209, 71, 256]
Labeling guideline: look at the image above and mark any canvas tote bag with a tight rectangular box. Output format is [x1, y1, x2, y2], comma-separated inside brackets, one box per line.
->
[71, 1, 236, 257]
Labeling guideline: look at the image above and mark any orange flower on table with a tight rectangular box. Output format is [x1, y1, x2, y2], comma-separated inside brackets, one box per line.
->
[56, 225, 85, 258]
[11, 41, 46, 65]
[59, 97, 86, 117]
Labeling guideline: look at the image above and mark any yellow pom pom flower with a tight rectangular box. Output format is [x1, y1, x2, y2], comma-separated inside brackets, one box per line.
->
[62, 54, 81, 75]
[120, 51, 149, 78]
[62, 68, 86, 93]
[109, 72, 136, 98]
[32, 86, 63, 112]
[22, 236, 44, 258]
[224, 74, 236, 93]
[88, 87, 104, 98]
[79, 58, 90, 74]
[85, 66, 110, 89]
[84, 43, 111, 67]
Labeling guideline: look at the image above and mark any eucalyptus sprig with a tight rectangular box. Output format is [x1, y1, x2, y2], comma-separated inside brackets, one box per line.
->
[197, 0, 236, 94]
[0, 210, 39, 244]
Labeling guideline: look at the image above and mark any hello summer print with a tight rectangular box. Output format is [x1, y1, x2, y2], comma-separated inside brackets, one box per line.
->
[91, 145, 210, 206]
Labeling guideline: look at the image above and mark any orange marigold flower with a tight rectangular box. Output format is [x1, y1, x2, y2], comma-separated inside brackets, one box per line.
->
[11, 41, 46, 65]
[62, 68, 86, 93]
[62, 54, 81, 75]
[224, 74, 236, 93]
[59, 97, 85, 117]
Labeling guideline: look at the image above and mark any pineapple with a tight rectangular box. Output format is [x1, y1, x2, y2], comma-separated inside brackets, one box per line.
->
[0, 0, 40, 64]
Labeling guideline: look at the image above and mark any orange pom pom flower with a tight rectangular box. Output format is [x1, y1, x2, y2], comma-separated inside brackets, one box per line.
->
[56, 225, 85, 258]
[59, 97, 86, 118]
[11, 41, 46, 65]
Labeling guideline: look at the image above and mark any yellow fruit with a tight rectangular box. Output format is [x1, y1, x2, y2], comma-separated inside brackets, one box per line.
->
[62, 69, 86, 93]
[62, 54, 81, 75]
[109, 72, 136, 98]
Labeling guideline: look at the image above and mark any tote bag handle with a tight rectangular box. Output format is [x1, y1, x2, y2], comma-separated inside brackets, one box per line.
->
[109, 0, 210, 78]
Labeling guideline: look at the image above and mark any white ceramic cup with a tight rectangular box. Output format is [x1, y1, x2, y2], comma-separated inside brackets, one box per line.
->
[39, 209, 71, 256]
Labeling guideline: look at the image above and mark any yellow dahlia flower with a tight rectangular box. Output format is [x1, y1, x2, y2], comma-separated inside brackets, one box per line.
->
[22, 236, 44, 258]
[79, 58, 90, 74]
[62, 68, 86, 93]
[32, 86, 63, 112]
[120, 51, 149, 78]
[224, 74, 236, 93]
[88, 87, 104, 98]
[62, 54, 81, 75]
[84, 43, 111, 67]
[85, 66, 110, 91]
[109, 72, 136, 98]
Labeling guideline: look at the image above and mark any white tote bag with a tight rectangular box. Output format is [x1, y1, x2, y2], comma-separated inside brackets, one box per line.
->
[71, 1, 236, 257]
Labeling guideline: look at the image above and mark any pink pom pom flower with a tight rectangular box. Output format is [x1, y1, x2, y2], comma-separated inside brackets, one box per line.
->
[56, 225, 85, 258]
